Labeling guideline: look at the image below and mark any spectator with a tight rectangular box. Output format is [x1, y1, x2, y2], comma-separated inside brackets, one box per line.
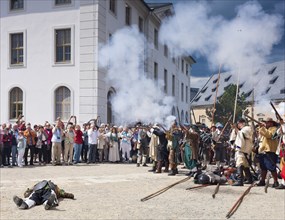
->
[17, 131, 26, 168]
[2, 128, 13, 167]
[44, 122, 53, 164]
[36, 125, 48, 165]
[10, 124, 19, 166]
[23, 123, 37, 166]
[64, 124, 75, 165]
[51, 121, 64, 166]
[87, 124, 99, 164]
[73, 124, 83, 164]
[106, 126, 120, 163]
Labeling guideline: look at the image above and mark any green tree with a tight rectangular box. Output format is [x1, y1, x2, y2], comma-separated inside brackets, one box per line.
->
[206, 84, 247, 126]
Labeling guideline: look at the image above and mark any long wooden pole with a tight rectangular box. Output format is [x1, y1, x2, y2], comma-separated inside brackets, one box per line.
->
[233, 66, 240, 123]
[141, 176, 191, 202]
[226, 183, 256, 218]
[211, 64, 222, 124]
[212, 183, 220, 198]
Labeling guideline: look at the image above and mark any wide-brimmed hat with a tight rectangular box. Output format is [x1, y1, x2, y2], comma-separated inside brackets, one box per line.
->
[263, 117, 278, 126]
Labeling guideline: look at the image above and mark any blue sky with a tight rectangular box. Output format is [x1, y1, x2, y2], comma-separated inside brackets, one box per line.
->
[146, 0, 285, 77]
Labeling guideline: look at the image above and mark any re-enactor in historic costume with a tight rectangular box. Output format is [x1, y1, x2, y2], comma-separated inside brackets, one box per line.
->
[13, 180, 74, 210]
[168, 122, 183, 176]
[257, 117, 280, 187]
[230, 118, 253, 186]
[152, 125, 169, 173]
[183, 125, 200, 175]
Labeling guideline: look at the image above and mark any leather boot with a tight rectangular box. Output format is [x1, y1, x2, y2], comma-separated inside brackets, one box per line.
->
[148, 161, 157, 172]
[243, 167, 253, 184]
[63, 192, 75, 199]
[168, 168, 178, 176]
[163, 161, 169, 173]
[155, 161, 162, 173]
[232, 166, 244, 186]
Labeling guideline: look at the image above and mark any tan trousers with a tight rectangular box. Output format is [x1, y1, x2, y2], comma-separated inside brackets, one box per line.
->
[52, 142, 62, 164]
[168, 149, 177, 170]
[64, 142, 74, 163]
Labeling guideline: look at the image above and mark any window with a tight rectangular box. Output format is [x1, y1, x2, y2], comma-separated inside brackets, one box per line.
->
[181, 59, 184, 73]
[239, 82, 245, 89]
[55, 28, 71, 63]
[109, 0, 116, 14]
[205, 94, 212, 101]
[154, 28, 158, 49]
[281, 88, 285, 94]
[164, 44, 168, 57]
[201, 87, 208, 93]
[185, 111, 189, 123]
[55, 0, 71, 5]
[181, 83, 184, 102]
[10, 0, 24, 10]
[55, 86, 71, 121]
[138, 16, 143, 33]
[268, 66, 277, 75]
[194, 95, 201, 102]
[186, 64, 189, 75]
[181, 111, 184, 124]
[9, 87, 23, 119]
[164, 69, 168, 93]
[224, 75, 232, 82]
[265, 87, 271, 94]
[125, 4, 131, 26]
[244, 90, 253, 98]
[107, 89, 115, 124]
[172, 75, 175, 96]
[224, 85, 231, 90]
[10, 33, 24, 65]
[212, 87, 217, 92]
[154, 62, 158, 81]
[269, 76, 278, 84]
[213, 78, 218, 84]
[172, 56, 175, 63]
[186, 86, 188, 103]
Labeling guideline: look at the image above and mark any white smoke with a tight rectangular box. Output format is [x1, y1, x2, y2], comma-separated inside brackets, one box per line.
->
[99, 27, 174, 125]
[160, 1, 284, 81]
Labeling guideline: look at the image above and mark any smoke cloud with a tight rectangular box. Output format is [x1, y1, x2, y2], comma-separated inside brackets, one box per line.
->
[160, 1, 284, 79]
[99, 27, 174, 125]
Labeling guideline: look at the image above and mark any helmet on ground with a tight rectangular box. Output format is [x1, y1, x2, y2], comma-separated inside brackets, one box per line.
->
[197, 174, 210, 184]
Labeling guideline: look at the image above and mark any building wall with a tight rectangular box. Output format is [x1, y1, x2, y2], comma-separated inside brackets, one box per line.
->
[0, 0, 193, 125]
[0, 0, 80, 124]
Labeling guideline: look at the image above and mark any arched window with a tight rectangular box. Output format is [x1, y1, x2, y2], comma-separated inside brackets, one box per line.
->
[107, 88, 115, 124]
[185, 111, 189, 123]
[55, 86, 71, 121]
[171, 106, 176, 116]
[181, 110, 184, 124]
[9, 87, 23, 119]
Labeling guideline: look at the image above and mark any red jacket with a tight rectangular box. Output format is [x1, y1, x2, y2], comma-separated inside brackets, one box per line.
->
[74, 130, 83, 144]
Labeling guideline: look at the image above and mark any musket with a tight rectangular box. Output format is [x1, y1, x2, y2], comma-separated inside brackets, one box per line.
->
[212, 183, 220, 199]
[212, 115, 232, 150]
[186, 184, 210, 190]
[243, 114, 262, 125]
[141, 176, 191, 202]
[270, 101, 283, 121]
[217, 115, 233, 141]
[226, 182, 256, 219]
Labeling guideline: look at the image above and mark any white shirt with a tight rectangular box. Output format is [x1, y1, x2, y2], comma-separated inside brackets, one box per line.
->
[88, 128, 99, 145]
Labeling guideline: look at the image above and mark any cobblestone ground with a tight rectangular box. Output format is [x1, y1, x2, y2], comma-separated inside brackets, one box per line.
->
[0, 163, 284, 220]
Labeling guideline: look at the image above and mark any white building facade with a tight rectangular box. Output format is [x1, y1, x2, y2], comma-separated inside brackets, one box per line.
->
[0, 0, 195, 125]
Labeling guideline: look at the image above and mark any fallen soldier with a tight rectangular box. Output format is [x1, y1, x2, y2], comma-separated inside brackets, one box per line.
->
[13, 180, 74, 210]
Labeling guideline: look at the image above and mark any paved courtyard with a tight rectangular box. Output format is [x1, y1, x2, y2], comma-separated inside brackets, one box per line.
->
[0, 163, 284, 220]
